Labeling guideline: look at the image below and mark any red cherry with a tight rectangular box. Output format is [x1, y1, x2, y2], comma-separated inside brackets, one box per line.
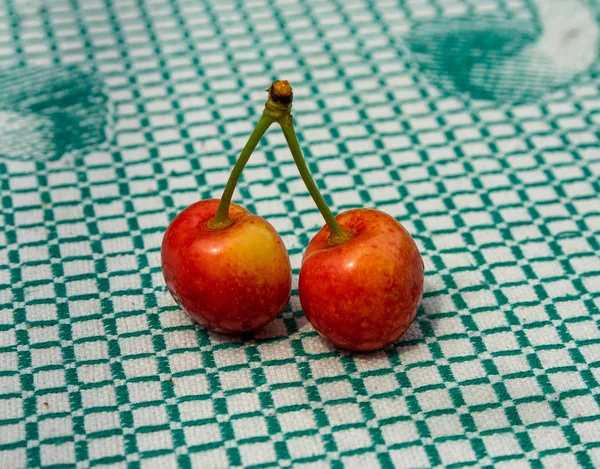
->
[299, 209, 424, 351]
[161, 199, 291, 333]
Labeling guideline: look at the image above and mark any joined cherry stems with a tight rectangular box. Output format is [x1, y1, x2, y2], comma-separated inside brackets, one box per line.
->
[208, 80, 352, 245]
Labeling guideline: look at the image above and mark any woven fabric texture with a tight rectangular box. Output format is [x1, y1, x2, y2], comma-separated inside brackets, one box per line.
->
[1, 0, 600, 468]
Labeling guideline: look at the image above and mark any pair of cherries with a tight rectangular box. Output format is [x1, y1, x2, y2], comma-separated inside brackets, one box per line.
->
[161, 82, 424, 352]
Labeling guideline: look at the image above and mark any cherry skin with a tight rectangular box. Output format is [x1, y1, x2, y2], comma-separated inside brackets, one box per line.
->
[299, 209, 424, 352]
[161, 199, 292, 333]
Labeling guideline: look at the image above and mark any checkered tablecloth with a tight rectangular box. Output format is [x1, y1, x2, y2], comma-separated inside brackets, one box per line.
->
[1, 0, 600, 468]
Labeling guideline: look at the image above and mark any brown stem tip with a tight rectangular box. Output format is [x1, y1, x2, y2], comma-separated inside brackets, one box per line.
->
[269, 80, 293, 105]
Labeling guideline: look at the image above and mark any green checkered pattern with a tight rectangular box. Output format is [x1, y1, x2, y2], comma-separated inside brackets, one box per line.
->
[1, 0, 600, 468]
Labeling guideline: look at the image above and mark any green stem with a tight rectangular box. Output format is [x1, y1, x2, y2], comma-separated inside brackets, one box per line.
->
[208, 113, 274, 229]
[278, 120, 352, 245]
[209, 80, 352, 245]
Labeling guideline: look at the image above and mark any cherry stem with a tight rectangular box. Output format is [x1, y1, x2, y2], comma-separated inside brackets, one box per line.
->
[278, 121, 352, 245]
[208, 113, 273, 229]
[209, 80, 352, 245]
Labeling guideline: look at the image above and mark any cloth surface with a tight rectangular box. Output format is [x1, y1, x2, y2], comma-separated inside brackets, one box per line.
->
[1, 0, 600, 468]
